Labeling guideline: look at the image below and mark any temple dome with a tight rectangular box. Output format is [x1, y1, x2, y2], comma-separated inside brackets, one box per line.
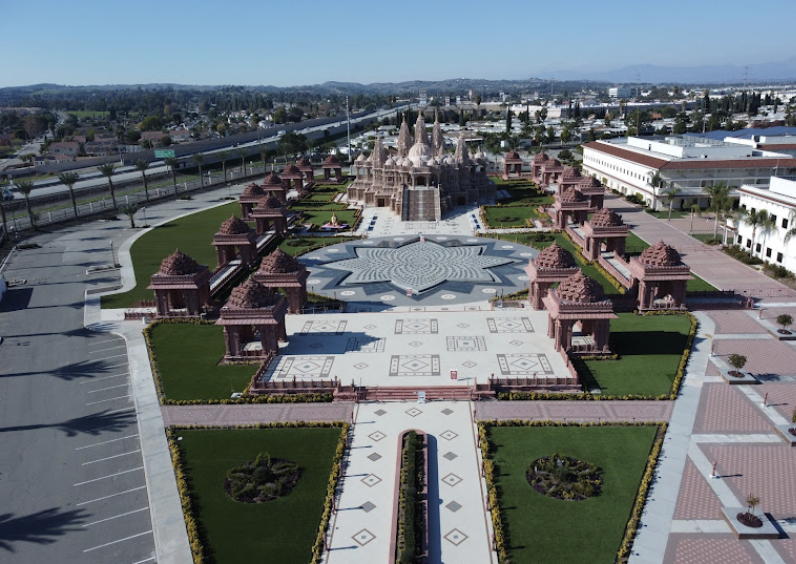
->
[282, 164, 301, 176]
[218, 215, 251, 235]
[159, 249, 201, 275]
[534, 242, 576, 269]
[504, 150, 521, 160]
[590, 208, 624, 228]
[242, 183, 264, 197]
[562, 166, 582, 179]
[408, 142, 433, 166]
[323, 155, 341, 165]
[560, 187, 586, 203]
[556, 271, 605, 303]
[263, 171, 282, 186]
[580, 176, 602, 188]
[227, 278, 275, 309]
[296, 157, 311, 167]
[256, 194, 283, 209]
[355, 153, 367, 162]
[639, 241, 681, 267]
[258, 248, 301, 274]
[532, 152, 550, 163]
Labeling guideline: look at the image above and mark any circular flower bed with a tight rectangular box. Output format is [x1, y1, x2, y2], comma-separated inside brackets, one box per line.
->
[526, 453, 602, 501]
[788, 427, 796, 437]
[225, 452, 300, 503]
[777, 329, 792, 335]
[728, 370, 746, 378]
[736, 512, 763, 528]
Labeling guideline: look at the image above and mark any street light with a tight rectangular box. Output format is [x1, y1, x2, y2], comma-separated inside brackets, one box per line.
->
[227, 183, 232, 200]
[142, 206, 148, 227]
[109, 240, 115, 267]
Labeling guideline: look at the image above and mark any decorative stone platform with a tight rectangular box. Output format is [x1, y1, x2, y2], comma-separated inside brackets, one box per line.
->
[720, 507, 780, 539]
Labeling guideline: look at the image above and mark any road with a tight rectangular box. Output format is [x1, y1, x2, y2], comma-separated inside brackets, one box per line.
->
[0, 225, 156, 563]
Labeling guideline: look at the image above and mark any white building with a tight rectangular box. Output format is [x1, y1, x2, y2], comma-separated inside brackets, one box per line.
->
[733, 177, 796, 271]
[581, 136, 796, 210]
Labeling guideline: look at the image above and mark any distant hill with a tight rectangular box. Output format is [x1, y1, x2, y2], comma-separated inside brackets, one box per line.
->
[535, 58, 796, 84]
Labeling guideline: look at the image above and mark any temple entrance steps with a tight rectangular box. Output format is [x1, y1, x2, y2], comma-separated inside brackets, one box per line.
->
[354, 385, 482, 402]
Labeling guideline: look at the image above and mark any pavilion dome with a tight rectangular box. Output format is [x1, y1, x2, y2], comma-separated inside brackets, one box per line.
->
[355, 153, 367, 162]
[556, 271, 605, 303]
[590, 208, 624, 228]
[323, 155, 341, 165]
[263, 171, 282, 186]
[227, 278, 275, 309]
[562, 166, 582, 179]
[549, 158, 562, 167]
[242, 183, 264, 197]
[282, 164, 301, 176]
[504, 149, 521, 160]
[560, 187, 586, 203]
[580, 176, 602, 188]
[256, 194, 283, 209]
[534, 242, 576, 269]
[399, 157, 413, 167]
[296, 157, 311, 167]
[258, 248, 301, 274]
[532, 152, 550, 163]
[218, 215, 251, 235]
[639, 241, 681, 267]
[159, 249, 201, 275]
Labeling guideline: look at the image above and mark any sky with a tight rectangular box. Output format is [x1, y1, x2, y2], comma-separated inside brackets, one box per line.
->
[3, 0, 795, 88]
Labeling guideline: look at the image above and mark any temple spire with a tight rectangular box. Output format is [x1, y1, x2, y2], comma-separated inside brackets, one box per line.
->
[397, 112, 412, 158]
[455, 132, 470, 164]
[414, 110, 429, 146]
[432, 110, 444, 158]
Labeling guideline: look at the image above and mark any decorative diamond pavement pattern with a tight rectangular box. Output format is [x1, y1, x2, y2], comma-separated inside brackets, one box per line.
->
[702, 444, 796, 519]
[360, 501, 376, 513]
[673, 459, 724, 520]
[261, 355, 334, 380]
[487, 317, 534, 333]
[693, 384, 773, 434]
[497, 353, 554, 375]
[389, 354, 441, 377]
[395, 318, 438, 334]
[446, 336, 487, 351]
[664, 535, 764, 564]
[706, 311, 769, 334]
[713, 339, 796, 375]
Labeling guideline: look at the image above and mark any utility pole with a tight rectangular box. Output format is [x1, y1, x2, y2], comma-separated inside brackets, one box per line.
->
[346, 96, 352, 164]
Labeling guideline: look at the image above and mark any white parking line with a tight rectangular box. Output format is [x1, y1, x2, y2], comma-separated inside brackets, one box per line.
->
[82, 506, 150, 528]
[76, 434, 139, 450]
[88, 383, 129, 394]
[101, 362, 129, 370]
[89, 345, 126, 354]
[94, 353, 128, 361]
[77, 485, 146, 506]
[82, 450, 142, 466]
[129, 557, 156, 564]
[86, 394, 132, 406]
[87, 339, 121, 348]
[74, 466, 144, 486]
[80, 372, 129, 384]
[106, 407, 135, 415]
[83, 530, 152, 552]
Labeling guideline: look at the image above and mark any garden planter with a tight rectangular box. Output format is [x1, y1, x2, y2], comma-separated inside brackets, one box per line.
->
[721, 507, 779, 539]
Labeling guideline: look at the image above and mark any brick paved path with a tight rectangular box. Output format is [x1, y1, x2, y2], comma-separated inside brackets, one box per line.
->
[161, 403, 355, 426]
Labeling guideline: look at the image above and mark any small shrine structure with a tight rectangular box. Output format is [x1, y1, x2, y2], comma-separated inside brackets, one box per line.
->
[543, 271, 617, 356]
[551, 186, 594, 229]
[502, 150, 524, 179]
[251, 194, 288, 236]
[212, 215, 258, 269]
[147, 249, 211, 317]
[281, 164, 304, 192]
[322, 155, 343, 183]
[238, 182, 265, 220]
[262, 171, 287, 203]
[628, 241, 691, 310]
[525, 242, 579, 310]
[216, 278, 288, 361]
[296, 157, 315, 187]
[580, 208, 628, 261]
[253, 249, 309, 314]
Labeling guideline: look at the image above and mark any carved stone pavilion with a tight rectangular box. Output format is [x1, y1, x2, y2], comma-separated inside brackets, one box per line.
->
[628, 241, 691, 310]
[347, 112, 495, 221]
[525, 242, 580, 310]
[263, 171, 287, 203]
[296, 156, 315, 186]
[253, 249, 309, 314]
[581, 208, 628, 261]
[543, 271, 617, 356]
[216, 278, 288, 361]
[551, 186, 595, 229]
[250, 194, 288, 236]
[239, 183, 265, 220]
[502, 150, 524, 178]
[321, 155, 343, 183]
[147, 250, 211, 317]
[212, 215, 258, 269]
[281, 164, 304, 192]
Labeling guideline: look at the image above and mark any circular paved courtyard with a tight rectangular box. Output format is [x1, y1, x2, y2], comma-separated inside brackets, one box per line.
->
[302, 234, 538, 307]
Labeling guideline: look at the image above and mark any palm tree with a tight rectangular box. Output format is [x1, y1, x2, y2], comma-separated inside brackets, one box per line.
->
[217, 150, 229, 184]
[663, 186, 682, 221]
[134, 159, 150, 200]
[259, 146, 269, 169]
[117, 203, 139, 228]
[758, 211, 777, 258]
[15, 180, 36, 228]
[97, 163, 118, 208]
[191, 154, 204, 186]
[236, 148, 247, 176]
[702, 183, 732, 238]
[688, 203, 701, 234]
[740, 208, 772, 259]
[0, 179, 10, 238]
[164, 156, 179, 191]
[58, 172, 80, 218]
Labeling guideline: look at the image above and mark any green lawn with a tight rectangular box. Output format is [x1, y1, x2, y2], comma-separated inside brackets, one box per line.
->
[489, 425, 658, 564]
[101, 202, 239, 309]
[623, 232, 717, 291]
[624, 231, 649, 256]
[297, 207, 357, 227]
[691, 233, 722, 245]
[279, 236, 358, 256]
[148, 323, 256, 400]
[687, 274, 718, 292]
[67, 110, 110, 119]
[644, 208, 689, 219]
[482, 205, 543, 228]
[177, 427, 341, 564]
[583, 313, 691, 396]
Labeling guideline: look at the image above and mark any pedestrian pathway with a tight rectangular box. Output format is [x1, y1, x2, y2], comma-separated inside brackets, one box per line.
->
[325, 401, 495, 564]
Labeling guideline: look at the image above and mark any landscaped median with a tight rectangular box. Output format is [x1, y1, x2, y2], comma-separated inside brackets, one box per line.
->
[478, 420, 666, 564]
[393, 430, 427, 564]
[167, 422, 349, 564]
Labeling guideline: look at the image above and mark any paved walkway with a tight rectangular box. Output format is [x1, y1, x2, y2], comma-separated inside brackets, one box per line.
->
[604, 195, 796, 302]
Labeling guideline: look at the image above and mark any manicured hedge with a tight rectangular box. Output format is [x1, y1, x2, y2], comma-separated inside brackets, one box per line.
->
[396, 431, 424, 564]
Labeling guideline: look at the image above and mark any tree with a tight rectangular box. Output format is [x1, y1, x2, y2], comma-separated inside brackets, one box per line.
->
[97, 163, 118, 208]
[560, 128, 572, 144]
[745, 493, 760, 520]
[776, 314, 793, 333]
[740, 208, 772, 259]
[505, 109, 512, 133]
[164, 157, 179, 191]
[702, 183, 732, 238]
[0, 179, 9, 238]
[259, 146, 269, 167]
[118, 203, 139, 228]
[688, 203, 701, 234]
[58, 172, 81, 218]
[236, 148, 247, 175]
[134, 159, 150, 200]
[217, 150, 229, 184]
[728, 353, 747, 375]
[662, 186, 682, 221]
[14, 180, 36, 228]
[278, 132, 308, 159]
[191, 154, 205, 186]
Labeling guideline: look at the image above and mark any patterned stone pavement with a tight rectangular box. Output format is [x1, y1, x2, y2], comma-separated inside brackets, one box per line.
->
[161, 403, 355, 426]
[693, 384, 772, 434]
[474, 400, 673, 422]
[713, 338, 796, 376]
[663, 536, 764, 564]
[672, 459, 723, 521]
[756, 382, 796, 421]
[706, 311, 769, 334]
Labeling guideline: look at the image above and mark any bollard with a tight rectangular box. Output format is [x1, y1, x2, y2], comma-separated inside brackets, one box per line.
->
[710, 460, 717, 479]
[763, 392, 768, 407]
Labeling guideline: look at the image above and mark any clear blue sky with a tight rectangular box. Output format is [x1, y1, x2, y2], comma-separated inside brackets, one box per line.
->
[3, 0, 794, 87]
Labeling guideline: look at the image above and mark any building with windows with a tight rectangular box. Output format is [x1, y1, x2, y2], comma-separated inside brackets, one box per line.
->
[731, 176, 796, 272]
[581, 136, 796, 211]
